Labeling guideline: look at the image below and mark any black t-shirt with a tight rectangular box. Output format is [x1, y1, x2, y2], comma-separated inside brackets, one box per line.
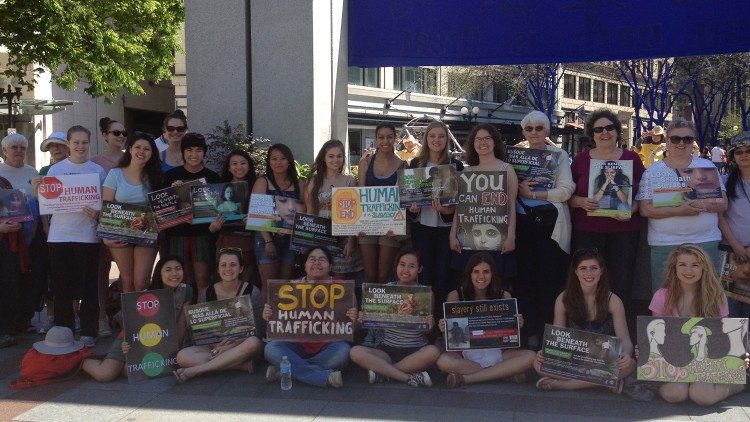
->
[163, 165, 221, 237]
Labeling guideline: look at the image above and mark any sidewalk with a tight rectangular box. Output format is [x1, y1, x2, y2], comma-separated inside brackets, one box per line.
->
[1, 333, 749, 421]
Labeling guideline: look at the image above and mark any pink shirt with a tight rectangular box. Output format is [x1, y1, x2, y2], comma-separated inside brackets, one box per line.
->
[648, 287, 729, 317]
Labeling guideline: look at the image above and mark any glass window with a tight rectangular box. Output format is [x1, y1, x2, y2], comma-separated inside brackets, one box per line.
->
[578, 77, 591, 101]
[620, 85, 631, 107]
[493, 84, 511, 103]
[348, 67, 380, 87]
[394, 67, 437, 95]
[593, 80, 605, 103]
[607, 83, 619, 105]
[563, 74, 576, 98]
[348, 67, 363, 85]
[348, 129, 362, 163]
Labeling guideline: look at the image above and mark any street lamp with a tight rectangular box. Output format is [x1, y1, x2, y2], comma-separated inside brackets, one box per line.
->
[461, 106, 480, 123]
[0, 84, 23, 129]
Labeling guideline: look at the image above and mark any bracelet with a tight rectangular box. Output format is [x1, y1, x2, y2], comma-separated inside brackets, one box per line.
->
[265, 240, 273, 244]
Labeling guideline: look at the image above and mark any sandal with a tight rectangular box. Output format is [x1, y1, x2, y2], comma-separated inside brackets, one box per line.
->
[610, 379, 624, 394]
[511, 373, 526, 384]
[247, 360, 255, 375]
[446, 373, 466, 388]
[173, 369, 189, 384]
[535, 376, 556, 391]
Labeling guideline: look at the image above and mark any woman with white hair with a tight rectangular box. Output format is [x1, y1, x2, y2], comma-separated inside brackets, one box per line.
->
[512, 110, 575, 346]
[0, 133, 38, 195]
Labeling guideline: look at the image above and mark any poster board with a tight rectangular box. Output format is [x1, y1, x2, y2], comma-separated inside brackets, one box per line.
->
[361, 283, 433, 330]
[720, 250, 750, 304]
[190, 181, 249, 224]
[148, 179, 205, 230]
[0, 189, 33, 222]
[185, 295, 256, 346]
[397, 164, 459, 207]
[455, 171, 509, 250]
[540, 324, 622, 387]
[290, 213, 345, 257]
[586, 159, 634, 218]
[97, 201, 158, 245]
[506, 146, 560, 191]
[443, 299, 520, 351]
[38, 174, 102, 215]
[330, 186, 406, 236]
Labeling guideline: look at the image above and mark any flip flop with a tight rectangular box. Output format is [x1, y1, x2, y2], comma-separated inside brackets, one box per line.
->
[535, 376, 556, 391]
[247, 360, 255, 375]
[173, 369, 188, 384]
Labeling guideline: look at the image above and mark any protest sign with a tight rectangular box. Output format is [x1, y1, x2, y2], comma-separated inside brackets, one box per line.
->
[185, 295, 257, 346]
[266, 279, 355, 342]
[121, 289, 179, 382]
[0, 189, 33, 222]
[540, 324, 621, 387]
[330, 186, 406, 236]
[361, 283, 432, 330]
[587, 159, 634, 218]
[506, 147, 560, 191]
[650, 165, 722, 207]
[245, 193, 304, 235]
[443, 299, 520, 351]
[290, 213, 345, 257]
[720, 250, 750, 304]
[455, 171, 509, 250]
[148, 179, 205, 230]
[190, 181, 249, 224]
[636, 316, 748, 384]
[96, 201, 158, 245]
[39, 174, 101, 215]
[397, 164, 458, 207]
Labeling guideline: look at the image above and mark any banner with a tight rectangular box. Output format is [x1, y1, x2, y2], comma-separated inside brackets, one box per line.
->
[185, 295, 257, 346]
[506, 147, 560, 191]
[455, 171, 508, 250]
[330, 186, 406, 236]
[397, 164, 458, 207]
[720, 250, 750, 304]
[587, 159, 633, 218]
[245, 193, 304, 235]
[38, 174, 101, 215]
[0, 189, 33, 222]
[443, 299, 520, 351]
[147, 179, 205, 230]
[290, 213, 345, 257]
[540, 324, 622, 388]
[96, 201, 158, 245]
[361, 283, 432, 330]
[266, 279, 355, 342]
[121, 289, 179, 383]
[650, 165, 722, 207]
[190, 181, 249, 224]
[636, 316, 748, 384]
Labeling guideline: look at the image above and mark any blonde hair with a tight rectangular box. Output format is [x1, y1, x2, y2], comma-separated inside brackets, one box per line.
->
[660, 244, 724, 317]
[416, 121, 450, 167]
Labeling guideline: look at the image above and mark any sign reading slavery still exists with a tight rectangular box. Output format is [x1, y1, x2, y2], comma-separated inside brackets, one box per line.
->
[39, 174, 102, 215]
[266, 280, 355, 342]
[96, 201, 158, 245]
[443, 299, 520, 351]
[331, 186, 406, 236]
[540, 324, 622, 387]
[637, 316, 748, 384]
[185, 295, 256, 346]
[455, 171, 509, 250]
[361, 283, 433, 330]
[121, 289, 179, 383]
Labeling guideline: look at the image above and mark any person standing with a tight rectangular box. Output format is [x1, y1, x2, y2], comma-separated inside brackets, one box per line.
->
[39, 132, 70, 176]
[710, 143, 726, 173]
[159, 111, 188, 173]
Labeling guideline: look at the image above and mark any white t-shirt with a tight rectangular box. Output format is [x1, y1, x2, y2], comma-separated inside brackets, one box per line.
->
[0, 163, 38, 196]
[710, 146, 725, 163]
[155, 136, 169, 153]
[47, 159, 106, 243]
[636, 157, 724, 246]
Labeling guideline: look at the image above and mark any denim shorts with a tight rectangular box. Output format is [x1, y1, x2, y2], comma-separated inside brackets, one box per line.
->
[254, 234, 296, 265]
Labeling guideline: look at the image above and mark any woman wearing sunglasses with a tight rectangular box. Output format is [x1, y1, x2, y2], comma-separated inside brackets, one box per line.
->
[569, 109, 645, 318]
[159, 110, 188, 173]
[638, 119, 727, 291]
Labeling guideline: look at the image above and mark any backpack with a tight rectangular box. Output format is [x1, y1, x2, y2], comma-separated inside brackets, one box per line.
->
[10, 347, 91, 389]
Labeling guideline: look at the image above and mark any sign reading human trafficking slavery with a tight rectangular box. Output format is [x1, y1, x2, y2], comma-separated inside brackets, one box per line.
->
[39, 174, 101, 215]
[330, 186, 406, 236]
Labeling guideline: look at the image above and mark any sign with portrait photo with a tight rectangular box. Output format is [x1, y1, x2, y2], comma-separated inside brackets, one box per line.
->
[330, 186, 406, 236]
[0, 189, 33, 222]
[443, 299, 520, 351]
[397, 164, 459, 207]
[190, 181, 249, 224]
[540, 324, 622, 387]
[245, 193, 304, 235]
[506, 147, 560, 191]
[720, 250, 750, 304]
[147, 179, 205, 230]
[649, 164, 722, 207]
[587, 159, 633, 218]
[455, 171, 509, 250]
[361, 283, 433, 330]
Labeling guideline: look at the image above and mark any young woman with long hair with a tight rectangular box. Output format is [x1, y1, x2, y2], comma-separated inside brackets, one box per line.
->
[159, 111, 188, 173]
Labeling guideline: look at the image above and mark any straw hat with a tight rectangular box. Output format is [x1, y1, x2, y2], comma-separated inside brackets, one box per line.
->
[40, 132, 68, 152]
[652, 125, 665, 137]
[33, 326, 85, 355]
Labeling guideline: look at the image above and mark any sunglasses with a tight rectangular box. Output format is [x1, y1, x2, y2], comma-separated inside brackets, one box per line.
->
[524, 125, 545, 132]
[669, 135, 695, 144]
[592, 124, 617, 134]
[166, 125, 187, 133]
[219, 247, 243, 258]
[108, 130, 128, 137]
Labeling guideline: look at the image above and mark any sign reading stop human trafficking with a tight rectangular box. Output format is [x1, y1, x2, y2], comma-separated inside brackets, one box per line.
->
[39, 174, 102, 215]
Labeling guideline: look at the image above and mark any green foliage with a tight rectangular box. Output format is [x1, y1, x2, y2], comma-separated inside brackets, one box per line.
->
[295, 161, 311, 181]
[0, 0, 184, 100]
[718, 112, 743, 141]
[204, 121, 270, 175]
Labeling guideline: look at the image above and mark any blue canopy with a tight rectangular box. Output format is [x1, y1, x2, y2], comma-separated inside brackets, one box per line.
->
[348, 0, 750, 66]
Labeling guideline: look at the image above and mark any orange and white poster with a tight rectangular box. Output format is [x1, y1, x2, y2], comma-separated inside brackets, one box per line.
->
[331, 186, 406, 236]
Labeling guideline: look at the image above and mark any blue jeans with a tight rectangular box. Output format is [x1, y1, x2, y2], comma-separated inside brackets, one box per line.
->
[264, 341, 351, 387]
[650, 240, 721, 293]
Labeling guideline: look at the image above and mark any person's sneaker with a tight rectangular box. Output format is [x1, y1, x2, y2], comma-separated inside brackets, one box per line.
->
[265, 365, 279, 382]
[80, 336, 96, 348]
[327, 370, 343, 388]
[367, 369, 387, 384]
[37, 317, 54, 334]
[98, 317, 112, 337]
[407, 371, 432, 387]
[0, 334, 15, 349]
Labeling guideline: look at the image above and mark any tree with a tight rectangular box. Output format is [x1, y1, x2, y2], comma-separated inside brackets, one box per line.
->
[518, 63, 564, 123]
[0, 0, 183, 99]
[204, 121, 270, 174]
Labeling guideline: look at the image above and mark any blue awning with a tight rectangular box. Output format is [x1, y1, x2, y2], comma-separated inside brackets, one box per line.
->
[348, 0, 750, 67]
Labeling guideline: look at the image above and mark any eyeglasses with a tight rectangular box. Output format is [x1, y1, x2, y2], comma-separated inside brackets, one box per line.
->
[524, 125, 545, 132]
[307, 256, 329, 263]
[108, 130, 128, 137]
[474, 136, 493, 143]
[7, 145, 26, 150]
[592, 124, 617, 134]
[669, 135, 695, 144]
[166, 125, 187, 133]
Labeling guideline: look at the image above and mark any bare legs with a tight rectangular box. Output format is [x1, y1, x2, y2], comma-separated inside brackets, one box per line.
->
[350, 345, 440, 383]
[175, 337, 263, 381]
[109, 246, 158, 292]
[437, 349, 535, 384]
[659, 382, 746, 406]
[360, 243, 398, 284]
[82, 358, 125, 382]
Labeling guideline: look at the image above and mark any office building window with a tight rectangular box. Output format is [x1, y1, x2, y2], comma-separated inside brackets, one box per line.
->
[578, 77, 591, 101]
[394, 67, 437, 95]
[607, 83, 619, 105]
[593, 80, 605, 103]
[348, 67, 380, 87]
[620, 85, 631, 107]
[563, 74, 576, 98]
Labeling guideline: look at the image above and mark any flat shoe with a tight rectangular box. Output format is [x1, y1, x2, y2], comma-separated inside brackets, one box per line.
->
[173, 369, 188, 383]
[446, 373, 466, 388]
[535, 376, 555, 391]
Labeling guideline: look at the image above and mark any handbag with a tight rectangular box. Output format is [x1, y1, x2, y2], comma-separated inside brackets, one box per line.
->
[518, 198, 557, 227]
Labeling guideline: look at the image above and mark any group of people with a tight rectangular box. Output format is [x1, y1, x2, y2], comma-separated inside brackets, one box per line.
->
[0, 106, 748, 406]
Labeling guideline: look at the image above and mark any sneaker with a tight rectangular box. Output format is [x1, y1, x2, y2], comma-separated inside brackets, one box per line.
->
[37, 317, 54, 334]
[0, 334, 15, 349]
[368, 369, 385, 384]
[80, 336, 96, 348]
[407, 371, 432, 387]
[327, 370, 343, 388]
[265, 365, 279, 382]
[98, 317, 112, 337]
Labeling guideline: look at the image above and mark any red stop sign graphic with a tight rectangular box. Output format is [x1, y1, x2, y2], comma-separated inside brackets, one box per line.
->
[136, 293, 160, 317]
[39, 177, 63, 200]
